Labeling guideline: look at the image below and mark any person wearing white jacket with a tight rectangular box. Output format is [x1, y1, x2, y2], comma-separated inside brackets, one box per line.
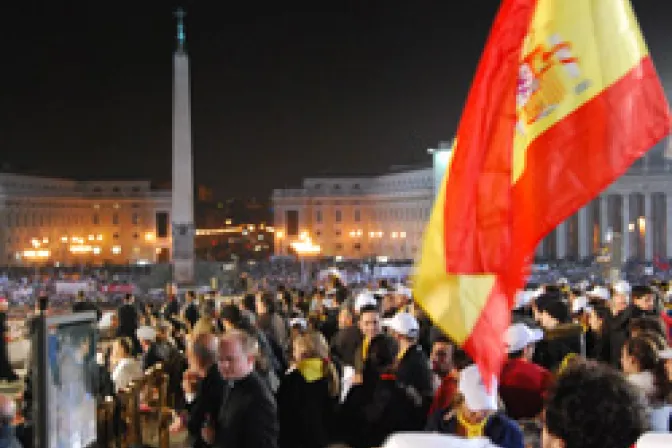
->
[110, 337, 143, 392]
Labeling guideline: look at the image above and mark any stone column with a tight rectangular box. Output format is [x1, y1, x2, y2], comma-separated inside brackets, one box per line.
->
[622, 194, 630, 262]
[666, 194, 672, 259]
[600, 195, 609, 243]
[556, 220, 567, 260]
[578, 205, 590, 259]
[644, 193, 653, 261]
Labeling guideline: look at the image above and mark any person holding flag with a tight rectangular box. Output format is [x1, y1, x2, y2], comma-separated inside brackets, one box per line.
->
[414, 0, 671, 386]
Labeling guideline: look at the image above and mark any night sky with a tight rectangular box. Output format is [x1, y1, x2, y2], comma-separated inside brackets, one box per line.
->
[1, 1, 670, 200]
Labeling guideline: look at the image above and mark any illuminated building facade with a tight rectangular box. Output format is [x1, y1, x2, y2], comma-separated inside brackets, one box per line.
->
[272, 167, 434, 260]
[0, 173, 172, 266]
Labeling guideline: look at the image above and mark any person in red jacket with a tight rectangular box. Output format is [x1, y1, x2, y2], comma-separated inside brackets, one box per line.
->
[499, 323, 553, 420]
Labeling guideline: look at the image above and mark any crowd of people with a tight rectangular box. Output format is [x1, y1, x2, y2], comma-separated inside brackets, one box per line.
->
[1, 272, 672, 447]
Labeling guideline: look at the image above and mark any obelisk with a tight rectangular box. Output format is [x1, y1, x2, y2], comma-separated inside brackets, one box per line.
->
[171, 8, 195, 284]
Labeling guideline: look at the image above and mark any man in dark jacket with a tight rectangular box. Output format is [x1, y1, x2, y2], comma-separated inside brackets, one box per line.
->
[71, 291, 102, 321]
[183, 290, 200, 329]
[182, 333, 225, 448]
[383, 312, 434, 422]
[117, 294, 140, 355]
[330, 306, 362, 368]
[0, 299, 18, 381]
[202, 330, 278, 448]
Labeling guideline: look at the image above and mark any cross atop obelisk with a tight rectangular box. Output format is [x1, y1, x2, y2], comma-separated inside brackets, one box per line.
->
[171, 7, 195, 285]
[175, 8, 186, 53]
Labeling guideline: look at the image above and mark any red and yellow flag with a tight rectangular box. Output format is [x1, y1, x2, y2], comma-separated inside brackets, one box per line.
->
[414, 0, 671, 385]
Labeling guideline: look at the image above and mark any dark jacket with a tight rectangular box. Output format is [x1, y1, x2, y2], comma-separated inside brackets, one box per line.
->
[163, 299, 180, 320]
[184, 303, 200, 329]
[338, 375, 424, 448]
[396, 344, 434, 407]
[0, 425, 23, 448]
[72, 300, 102, 321]
[116, 304, 138, 338]
[329, 326, 362, 368]
[425, 408, 524, 448]
[277, 368, 335, 448]
[142, 342, 163, 371]
[214, 371, 278, 448]
[533, 324, 583, 372]
[187, 364, 226, 448]
[0, 313, 17, 381]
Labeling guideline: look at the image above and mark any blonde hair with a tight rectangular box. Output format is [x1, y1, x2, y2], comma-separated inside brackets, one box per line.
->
[294, 331, 340, 398]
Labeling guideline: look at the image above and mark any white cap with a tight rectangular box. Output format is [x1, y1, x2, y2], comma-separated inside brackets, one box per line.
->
[136, 326, 157, 342]
[458, 364, 498, 412]
[382, 312, 419, 338]
[587, 286, 610, 301]
[514, 290, 535, 310]
[571, 296, 589, 314]
[382, 433, 499, 448]
[375, 288, 389, 297]
[613, 280, 632, 296]
[659, 348, 672, 360]
[505, 323, 544, 353]
[395, 285, 413, 298]
[354, 291, 377, 312]
[289, 318, 307, 330]
[558, 278, 569, 286]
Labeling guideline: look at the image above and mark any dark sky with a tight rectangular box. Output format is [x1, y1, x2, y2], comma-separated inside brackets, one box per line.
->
[1, 1, 670, 199]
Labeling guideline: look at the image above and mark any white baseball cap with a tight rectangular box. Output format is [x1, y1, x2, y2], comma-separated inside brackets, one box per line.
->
[571, 296, 589, 314]
[354, 291, 377, 312]
[458, 364, 498, 412]
[136, 326, 157, 342]
[587, 286, 610, 301]
[382, 433, 499, 448]
[658, 348, 672, 360]
[289, 318, 307, 330]
[613, 280, 632, 296]
[505, 323, 544, 353]
[395, 285, 413, 298]
[382, 312, 419, 338]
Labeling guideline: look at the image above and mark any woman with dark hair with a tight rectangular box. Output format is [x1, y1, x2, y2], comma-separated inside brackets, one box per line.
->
[622, 336, 672, 431]
[543, 360, 647, 448]
[337, 334, 424, 448]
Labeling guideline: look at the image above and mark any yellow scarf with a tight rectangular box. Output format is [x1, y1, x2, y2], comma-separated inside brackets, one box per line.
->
[396, 345, 409, 361]
[296, 358, 326, 383]
[456, 411, 489, 439]
[362, 337, 370, 361]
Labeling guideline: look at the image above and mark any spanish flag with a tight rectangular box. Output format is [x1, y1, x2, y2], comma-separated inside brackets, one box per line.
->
[415, 0, 670, 385]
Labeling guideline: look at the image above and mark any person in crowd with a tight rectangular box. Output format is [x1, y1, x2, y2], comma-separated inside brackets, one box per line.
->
[220, 304, 284, 392]
[329, 306, 362, 369]
[109, 337, 143, 392]
[585, 304, 609, 361]
[339, 334, 424, 448]
[353, 304, 382, 375]
[428, 336, 460, 415]
[137, 326, 161, 370]
[533, 296, 580, 371]
[192, 299, 217, 336]
[500, 323, 553, 420]
[117, 293, 141, 355]
[631, 285, 658, 317]
[257, 292, 289, 351]
[426, 364, 523, 448]
[277, 331, 339, 448]
[71, 290, 102, 321]
[201, 330, 279, 448]
[0, 394, 21, 448]
[175, 333, 225, 448]
[0, 298, 18, 381]
[383, 312, 434, 414]
[629, 315, 667, 340]
[182, 290, 200, 330]
[163, 291, 180, 321]
[542, 360, 647, 448]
